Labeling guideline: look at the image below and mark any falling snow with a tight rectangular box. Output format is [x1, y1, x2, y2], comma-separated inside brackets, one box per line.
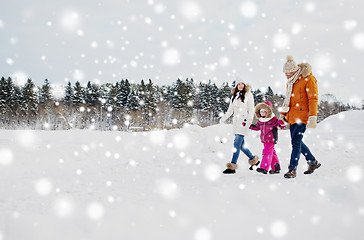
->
[1, 0, 364, 239]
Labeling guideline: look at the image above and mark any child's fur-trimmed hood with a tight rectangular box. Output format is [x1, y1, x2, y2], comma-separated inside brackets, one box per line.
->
[254, 102, 273, 119]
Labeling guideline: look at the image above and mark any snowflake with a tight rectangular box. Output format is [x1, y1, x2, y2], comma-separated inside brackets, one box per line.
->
[240, 2, 258, 18]
[273, 32, 290, 50]
[270, 220, 288, 238]
[353, 32, 364, 51]
[34, 178, 53, 196]
[87, 202, 105, 220]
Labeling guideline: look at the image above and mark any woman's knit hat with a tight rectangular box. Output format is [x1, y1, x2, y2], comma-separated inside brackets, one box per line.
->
[283, 55, 299, 73]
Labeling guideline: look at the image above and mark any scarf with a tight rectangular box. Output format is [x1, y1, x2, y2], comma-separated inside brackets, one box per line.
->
[281, 67, 302, 113]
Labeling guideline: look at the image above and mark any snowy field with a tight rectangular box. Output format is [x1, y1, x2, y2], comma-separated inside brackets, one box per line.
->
[0, 110, 364, 240]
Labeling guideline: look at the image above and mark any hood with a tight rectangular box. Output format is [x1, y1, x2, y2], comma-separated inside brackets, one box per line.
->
[298, 62, 312, 78]
[254, 101, 273, 119]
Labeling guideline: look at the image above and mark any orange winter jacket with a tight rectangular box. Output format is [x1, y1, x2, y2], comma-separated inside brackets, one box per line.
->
[281, 63, 318, 125]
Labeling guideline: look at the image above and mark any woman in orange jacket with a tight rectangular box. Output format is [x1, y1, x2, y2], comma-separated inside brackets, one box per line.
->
[280, 56, 321, 178]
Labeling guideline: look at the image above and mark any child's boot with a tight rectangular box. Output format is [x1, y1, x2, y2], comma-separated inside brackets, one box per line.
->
[256, 168, 268, 174]
[269, 163, 281, 174]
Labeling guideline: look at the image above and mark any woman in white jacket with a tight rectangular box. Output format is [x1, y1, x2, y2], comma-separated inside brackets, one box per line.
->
[220, 82, 259, 174]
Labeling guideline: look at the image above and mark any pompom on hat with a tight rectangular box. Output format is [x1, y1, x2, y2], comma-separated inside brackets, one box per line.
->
[283, 55, 299, 73]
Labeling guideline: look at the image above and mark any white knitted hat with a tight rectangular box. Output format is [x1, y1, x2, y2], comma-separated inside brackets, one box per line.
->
[283, 55, 299, 73]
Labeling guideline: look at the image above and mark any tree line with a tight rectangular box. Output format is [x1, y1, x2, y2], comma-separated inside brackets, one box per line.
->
[0, 76, 359, 131]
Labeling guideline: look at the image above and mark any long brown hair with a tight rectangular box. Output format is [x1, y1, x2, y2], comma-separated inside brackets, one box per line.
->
[232, 84, 246, 103]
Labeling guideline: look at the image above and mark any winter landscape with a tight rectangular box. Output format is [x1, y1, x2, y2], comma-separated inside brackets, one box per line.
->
[0, 110, 364, 240]
[1, 0, 364, 239]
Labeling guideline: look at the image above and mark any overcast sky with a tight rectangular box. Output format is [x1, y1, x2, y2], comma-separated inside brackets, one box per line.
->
[1, 0, 363, 104]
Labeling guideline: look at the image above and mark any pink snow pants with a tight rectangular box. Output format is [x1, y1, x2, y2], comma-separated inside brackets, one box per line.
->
[260, 142, 280, 171]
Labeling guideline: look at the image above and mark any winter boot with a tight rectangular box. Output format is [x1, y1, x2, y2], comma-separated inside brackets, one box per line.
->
[284, 169, 296, 178]
[256, 168, 268, 174]
[222, 168, 235, 174]
[269, 163, 281, 174]
[248, 156, 260, 170]
[304, 160, 321, 174]
[223, 163, 238, 174]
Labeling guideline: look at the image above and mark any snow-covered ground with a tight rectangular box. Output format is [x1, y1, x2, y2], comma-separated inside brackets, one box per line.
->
[0, 110, 363, 240]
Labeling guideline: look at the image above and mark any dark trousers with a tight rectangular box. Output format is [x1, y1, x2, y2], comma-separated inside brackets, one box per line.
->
[289, 123, 316, 170]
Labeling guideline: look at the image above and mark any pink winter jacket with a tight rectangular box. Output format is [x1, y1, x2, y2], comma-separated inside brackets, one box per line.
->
[249, 116, 285, 144]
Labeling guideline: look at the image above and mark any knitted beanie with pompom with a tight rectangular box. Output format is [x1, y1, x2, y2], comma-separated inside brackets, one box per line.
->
[283, 55, 299, 73]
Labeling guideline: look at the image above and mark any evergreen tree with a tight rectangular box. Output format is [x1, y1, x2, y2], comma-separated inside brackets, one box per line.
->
[185, 78, 195, 117]
[171, 78, 188, 111]
[21, 78, 38, 114]
[216, 82, 231, 116]
[145, 79, 158, 112]
[266, 86, 274, 97]
[138, 80, 147, 112]
[6, 77, 21, 116]
[119, 79, 131, 106]
[253, 89, 264, 103]
[64, 81, 73, 105]
[200, 80, 215, 112]
[126, 88, 139, 111]
[39, 79, 52, 104]
[73, 81, 84, 105]
[0, 77, 8, 114]
[84, 81, 100, 106]
[107, 82, 121, 111]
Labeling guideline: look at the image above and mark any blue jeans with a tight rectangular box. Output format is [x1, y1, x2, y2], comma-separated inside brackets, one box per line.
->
[231, 134, 255, 164]
[289, 123, 316, 170]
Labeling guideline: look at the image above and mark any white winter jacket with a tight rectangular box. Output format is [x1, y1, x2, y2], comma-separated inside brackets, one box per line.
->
[219, 89, 255, 136]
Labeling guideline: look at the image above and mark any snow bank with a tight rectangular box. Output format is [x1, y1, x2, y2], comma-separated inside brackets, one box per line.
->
[318, 110, 364, 131]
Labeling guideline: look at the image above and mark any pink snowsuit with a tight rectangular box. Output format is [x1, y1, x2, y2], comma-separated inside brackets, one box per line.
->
[249, 101, 285, 171]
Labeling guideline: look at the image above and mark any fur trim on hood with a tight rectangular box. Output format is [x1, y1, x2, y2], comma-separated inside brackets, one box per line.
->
[231, 83, 251, 95]
[298, 62, 312, 78]
[254, 102, 273, 119]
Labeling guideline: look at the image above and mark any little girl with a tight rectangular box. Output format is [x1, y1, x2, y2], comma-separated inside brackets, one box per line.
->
[249, 101, 285, 174]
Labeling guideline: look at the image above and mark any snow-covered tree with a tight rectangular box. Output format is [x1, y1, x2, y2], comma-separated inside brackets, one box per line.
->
[39, 79, 52, 104]
[64, 81, 74, 105]
[73, 81, 84, 105]
[84, 81, 100, 106]
[21, 78, 38, 116]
